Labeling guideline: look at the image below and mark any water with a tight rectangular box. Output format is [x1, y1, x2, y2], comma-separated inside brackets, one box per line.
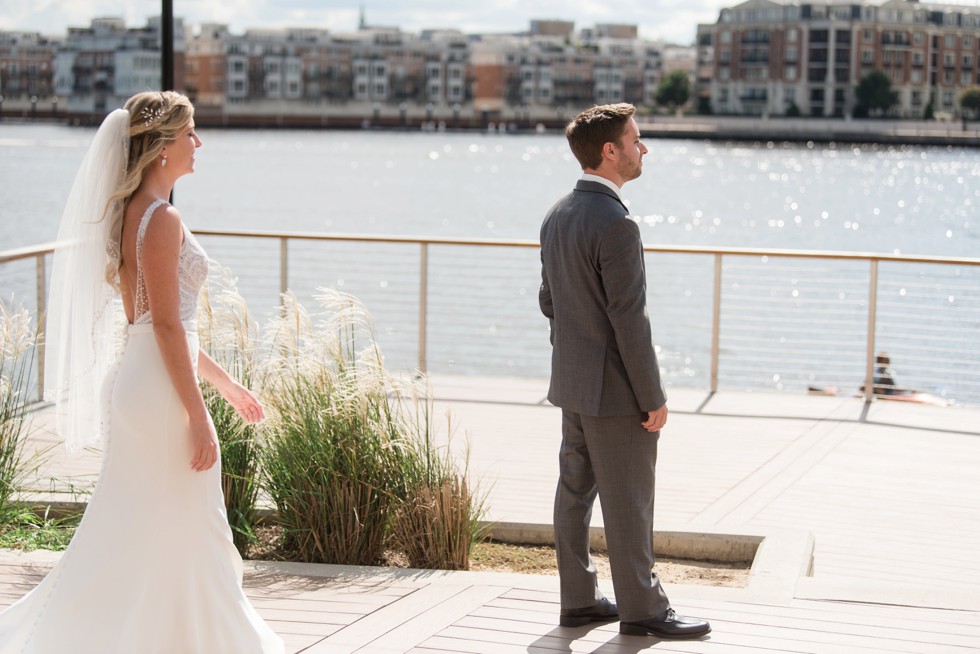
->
[2, 124, 979, 401]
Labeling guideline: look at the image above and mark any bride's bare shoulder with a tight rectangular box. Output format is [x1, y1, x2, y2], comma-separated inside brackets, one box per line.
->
[124, 198, 182, 235]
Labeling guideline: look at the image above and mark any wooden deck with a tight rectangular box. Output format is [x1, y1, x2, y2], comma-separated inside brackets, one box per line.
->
[3, 377, 980, 652]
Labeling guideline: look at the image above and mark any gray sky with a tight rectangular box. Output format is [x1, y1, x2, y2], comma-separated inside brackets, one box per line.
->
[2, 0, 735, 46]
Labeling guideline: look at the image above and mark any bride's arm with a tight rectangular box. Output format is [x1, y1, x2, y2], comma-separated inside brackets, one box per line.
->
[140, 205, 217, 472]
[197, 350, 265, 424]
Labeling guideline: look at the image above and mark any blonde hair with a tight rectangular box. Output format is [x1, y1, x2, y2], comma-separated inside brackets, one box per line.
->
[103, 91, 195, 286]
[109, 90, 194, 209]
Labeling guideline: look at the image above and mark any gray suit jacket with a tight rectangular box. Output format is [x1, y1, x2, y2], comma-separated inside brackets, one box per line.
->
[539, 180, 666, 416]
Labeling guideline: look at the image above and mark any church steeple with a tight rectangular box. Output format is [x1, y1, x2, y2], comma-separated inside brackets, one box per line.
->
[358, 4, 366, 30]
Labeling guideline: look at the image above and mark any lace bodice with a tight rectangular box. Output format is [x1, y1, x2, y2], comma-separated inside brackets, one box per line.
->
[133, 198, 209, 324]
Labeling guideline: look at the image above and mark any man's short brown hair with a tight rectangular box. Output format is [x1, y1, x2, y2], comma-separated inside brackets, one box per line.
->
[565, 103, 636, 170]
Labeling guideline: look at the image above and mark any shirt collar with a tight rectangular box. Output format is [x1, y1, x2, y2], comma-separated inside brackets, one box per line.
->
[580, 173, 623, 200]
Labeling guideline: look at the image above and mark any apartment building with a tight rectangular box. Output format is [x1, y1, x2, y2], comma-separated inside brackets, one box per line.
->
[471, 24, 669, 118]
[697, 0, 980, 117]
[184, 23, 472, 119]
[52, 17, 185, 115]
[6, 16, 688, 122]
[0, 31, 59, 111]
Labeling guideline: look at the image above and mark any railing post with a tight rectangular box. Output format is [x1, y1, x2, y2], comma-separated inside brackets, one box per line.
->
[418, 243, 428, 373]
[864, 259, 879, 403]
[710, 253, 722, 394]
[35, 253, 46, 402]
[279, 237, 288, 303]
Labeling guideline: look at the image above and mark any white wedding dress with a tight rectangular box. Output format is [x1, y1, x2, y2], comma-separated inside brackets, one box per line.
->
[0, 200, 284, 653]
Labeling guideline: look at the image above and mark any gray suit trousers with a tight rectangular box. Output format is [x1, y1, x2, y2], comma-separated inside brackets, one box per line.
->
[554, 409, 671, 622]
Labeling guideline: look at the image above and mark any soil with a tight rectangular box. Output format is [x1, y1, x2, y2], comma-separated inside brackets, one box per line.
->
[247, 527, 750, 588]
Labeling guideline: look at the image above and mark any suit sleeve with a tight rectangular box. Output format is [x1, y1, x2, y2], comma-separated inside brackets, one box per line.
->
[598, 218, 666, 412]
[539, 249, 555, 345]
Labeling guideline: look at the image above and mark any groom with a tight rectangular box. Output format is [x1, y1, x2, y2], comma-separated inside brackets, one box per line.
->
[538, 103, 710, 639]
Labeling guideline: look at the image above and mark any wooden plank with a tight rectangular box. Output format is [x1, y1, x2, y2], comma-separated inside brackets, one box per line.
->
[302, 583, 495, 653]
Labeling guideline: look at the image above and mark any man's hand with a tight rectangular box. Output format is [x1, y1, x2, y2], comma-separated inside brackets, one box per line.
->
[642, 405, 668, 432]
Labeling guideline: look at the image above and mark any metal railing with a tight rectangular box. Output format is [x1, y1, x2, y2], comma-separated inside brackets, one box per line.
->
[3, 231, 980, 406]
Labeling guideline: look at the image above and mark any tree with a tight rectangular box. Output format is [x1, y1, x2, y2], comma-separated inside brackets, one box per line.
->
[960, 86, 980, 121]
[655, 71, 691, 112]
[854, 70, 898, 118]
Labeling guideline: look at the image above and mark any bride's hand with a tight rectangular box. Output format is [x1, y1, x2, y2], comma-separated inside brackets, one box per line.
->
[190, 416, 219, 472]
[221, 381, 266, 424]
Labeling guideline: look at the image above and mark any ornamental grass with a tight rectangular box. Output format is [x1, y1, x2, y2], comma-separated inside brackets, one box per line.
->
[0, 303, 37, 516]
[257, 289, 486, 568]
[198, 266, 262, 556]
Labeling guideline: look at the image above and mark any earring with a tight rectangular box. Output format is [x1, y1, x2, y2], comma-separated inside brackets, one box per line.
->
[161, 154, 168, 168]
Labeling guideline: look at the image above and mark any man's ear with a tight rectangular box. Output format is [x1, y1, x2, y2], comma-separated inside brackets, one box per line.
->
[602, 141, 617, 161]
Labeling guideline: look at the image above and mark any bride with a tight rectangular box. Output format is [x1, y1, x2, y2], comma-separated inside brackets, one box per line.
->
[0, 91, 284, 653]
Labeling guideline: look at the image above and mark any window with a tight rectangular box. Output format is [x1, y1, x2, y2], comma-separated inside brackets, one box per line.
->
[911, 69, 922, 83]
[942, 90, 953, 105]
[913, 31, 924, 45]
[964, 54, 974, 68]
[720, 31, 731, 44]
[720, 49, 730, 63]
[944, 53, 954, 67]
[785, 88, 795, 104]
[863, 29, 872, 42]
[862, 49, 873, 63]
[912, 52, 924, 66]
[944, 70, 953, 83]
[945, 35, 955, 48]
[964, 36, 974, 48]
[786, 46, 798, 63]
[912, 90, 922, 106]
[786, 66, 797, 81]
[720, 67, 730, 81]
[788, 29, 798, 43]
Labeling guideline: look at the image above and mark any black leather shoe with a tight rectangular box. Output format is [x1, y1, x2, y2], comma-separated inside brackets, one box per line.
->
[620, 608, 711, 639]
[559, 597, 619, 627]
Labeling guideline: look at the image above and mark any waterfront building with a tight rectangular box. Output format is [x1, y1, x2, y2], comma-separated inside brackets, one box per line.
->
[696, 0, 980, 118]
[184, 22, 470, 123]
[7, 14, 686, 124]
[53, 17, 185, 116]
[0, 31, 60, 114]
[471, 21, 672, 121]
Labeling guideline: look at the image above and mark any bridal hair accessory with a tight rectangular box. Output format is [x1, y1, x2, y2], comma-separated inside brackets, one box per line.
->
[141, 105, 165, 126]
[46, 108, 130, 454]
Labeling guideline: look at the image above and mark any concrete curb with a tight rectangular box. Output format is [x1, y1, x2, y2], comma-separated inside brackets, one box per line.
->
[483, 521, 815, 604]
